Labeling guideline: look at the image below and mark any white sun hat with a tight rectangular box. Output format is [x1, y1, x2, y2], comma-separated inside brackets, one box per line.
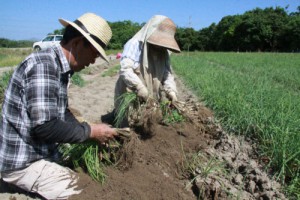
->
[59, 13, 112, 62]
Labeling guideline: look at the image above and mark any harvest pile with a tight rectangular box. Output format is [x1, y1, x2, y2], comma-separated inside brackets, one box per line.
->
[68, 96, 286, 200]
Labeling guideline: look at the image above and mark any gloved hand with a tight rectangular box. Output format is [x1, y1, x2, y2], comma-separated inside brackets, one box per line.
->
[136, 85, 148, 101]
[168, 91, 177, 102]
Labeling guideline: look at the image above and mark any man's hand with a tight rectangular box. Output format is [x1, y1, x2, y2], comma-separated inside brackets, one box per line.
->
[90, 123, 117, 143]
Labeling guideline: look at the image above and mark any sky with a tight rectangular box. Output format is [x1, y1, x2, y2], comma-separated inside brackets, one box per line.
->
[0, 0, 299, 41]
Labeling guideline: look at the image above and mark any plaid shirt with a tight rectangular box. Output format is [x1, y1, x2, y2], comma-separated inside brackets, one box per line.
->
[0, 44, 71, 171]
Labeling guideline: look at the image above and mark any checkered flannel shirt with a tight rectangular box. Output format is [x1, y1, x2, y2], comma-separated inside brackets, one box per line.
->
[0, 44, 71, 171]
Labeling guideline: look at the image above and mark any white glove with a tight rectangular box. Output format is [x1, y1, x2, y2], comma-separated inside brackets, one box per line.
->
[137, 85, 148, 101]
[168, 91, 177, 102]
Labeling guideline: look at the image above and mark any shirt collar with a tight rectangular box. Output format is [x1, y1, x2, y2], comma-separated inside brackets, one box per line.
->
[52, 43, 72, 74]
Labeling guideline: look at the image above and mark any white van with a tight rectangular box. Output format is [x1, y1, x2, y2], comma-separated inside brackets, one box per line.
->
[33, 35, 63, 51]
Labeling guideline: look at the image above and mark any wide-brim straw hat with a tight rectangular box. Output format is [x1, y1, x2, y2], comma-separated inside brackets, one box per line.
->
[147, 18, 181, 53]
[59, 13, 112, 62]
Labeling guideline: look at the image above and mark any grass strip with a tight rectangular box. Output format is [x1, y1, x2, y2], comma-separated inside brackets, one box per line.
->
[171, 52, 300, 198]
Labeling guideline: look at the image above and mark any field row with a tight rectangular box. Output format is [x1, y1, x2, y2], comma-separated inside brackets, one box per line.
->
[171, 52, 300, 197]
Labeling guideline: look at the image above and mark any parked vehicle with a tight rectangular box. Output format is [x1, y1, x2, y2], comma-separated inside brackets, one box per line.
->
[33, 35, 63, 51]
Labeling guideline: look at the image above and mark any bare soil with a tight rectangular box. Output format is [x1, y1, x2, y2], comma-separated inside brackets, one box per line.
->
[0, 57, 286, 200]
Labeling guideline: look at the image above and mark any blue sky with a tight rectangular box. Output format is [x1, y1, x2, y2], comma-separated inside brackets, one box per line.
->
[0, 0, 299, 40]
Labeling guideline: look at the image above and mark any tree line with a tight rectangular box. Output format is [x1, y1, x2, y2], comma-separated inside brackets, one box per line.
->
[176, 6, 300, 52]
[1, 6, 299, 52]
[0, 38, 34, 48]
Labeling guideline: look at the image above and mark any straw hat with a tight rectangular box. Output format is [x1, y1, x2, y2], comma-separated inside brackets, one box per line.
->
[147, 18, 181, 53]
[59, 13, 112, 62]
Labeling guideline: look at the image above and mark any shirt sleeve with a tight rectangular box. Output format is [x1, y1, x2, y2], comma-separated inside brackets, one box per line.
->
[30, 105, 91, 144]
[119, 39, 145, 90]
[119, 58, 145, 90]
[121, 38, 142, 69]
[30, 118, 91, 143]
[25, 62, 60, 126]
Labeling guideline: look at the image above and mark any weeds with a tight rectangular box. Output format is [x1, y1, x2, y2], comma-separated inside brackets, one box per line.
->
[59, 140, 121, 183]
[160, 100, 185, 124]
[286, 172, 300, 199]
[114, 92, 138, 128]
[185, 151, 227, 181]
[71, 73, 85, 87]
[102, 64, 120, 77]
[0, 70, 13, 112]
[0, 48, 32, 67]
[183, 147, 227, 199]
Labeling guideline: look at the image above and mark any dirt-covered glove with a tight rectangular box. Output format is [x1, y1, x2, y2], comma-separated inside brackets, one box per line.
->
[168, 91, 177, 102]
[136, 85, 148, 101]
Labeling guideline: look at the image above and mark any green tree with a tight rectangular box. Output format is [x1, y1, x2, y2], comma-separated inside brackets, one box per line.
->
[197, 23, 216, 51]
[0, 38, 33, 48]
[282, 14, 300, 51]
[108, 21, 141, 49]
[233, 7, 288, 51]
[53, 28, 65, 35]
[175, 27, 198, 51]
[212, 15, 242, 51]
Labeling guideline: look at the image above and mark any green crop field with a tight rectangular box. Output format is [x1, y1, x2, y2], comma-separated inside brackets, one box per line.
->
[171, 52, 300, 198]
[0, 48, 33, 67]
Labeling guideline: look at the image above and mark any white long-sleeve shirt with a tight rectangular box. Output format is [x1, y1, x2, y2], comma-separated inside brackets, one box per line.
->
[119, 38, 177, 95]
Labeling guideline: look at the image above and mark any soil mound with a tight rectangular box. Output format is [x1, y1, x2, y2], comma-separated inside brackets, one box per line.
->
[70, 100, 217, 200]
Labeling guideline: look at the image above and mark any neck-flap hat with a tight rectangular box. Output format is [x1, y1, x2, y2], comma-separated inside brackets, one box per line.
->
[59, 13, 112, 62]
[147, 17, 180, 53]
